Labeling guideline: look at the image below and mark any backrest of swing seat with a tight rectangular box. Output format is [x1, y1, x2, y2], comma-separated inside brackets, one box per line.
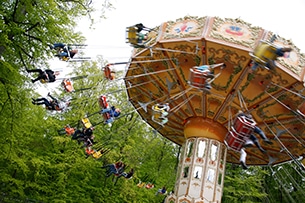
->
[64, 84, 74, 92]
[61, 56, 69, 61]
[145, 184, 154, 189]
[152, 111, 164, 119]
[188, 68, 208, 89]
[81, 117, 92, 129]
[152, 115, 165, 126]
[233, 116, 255, 136]
[253, 42, 277, 63]
[62, 80, 74, 92]
[137, 182, 146, 188]
[104, 66, 112, 80]
[224, 128, 245, 152]
[65, 127, 75, 135]
[152, 105, 166, 113]
[85, 148, 94, 155]
[98, 95, 109, 109]
[110, 73, 115, 80]
[92, 151, 102, 159]
[127, 27, 137, 38]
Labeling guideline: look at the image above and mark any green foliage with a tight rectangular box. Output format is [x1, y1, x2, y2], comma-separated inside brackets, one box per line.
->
[222, 164, 268, 203]
[0, 46, 178, 202]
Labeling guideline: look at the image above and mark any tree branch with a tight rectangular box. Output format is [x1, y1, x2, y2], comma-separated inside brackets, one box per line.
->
[23, 33, 43, 43]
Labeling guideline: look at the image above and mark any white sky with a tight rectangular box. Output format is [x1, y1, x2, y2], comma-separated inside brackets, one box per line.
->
[41, 0, 305, 94]
[81, 0, 305, 57]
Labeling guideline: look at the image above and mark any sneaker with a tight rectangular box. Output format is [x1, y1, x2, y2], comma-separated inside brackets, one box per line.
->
[243, 143, 253, 148]
[263, 139, 273, 145]
[240, 161, 249, 170]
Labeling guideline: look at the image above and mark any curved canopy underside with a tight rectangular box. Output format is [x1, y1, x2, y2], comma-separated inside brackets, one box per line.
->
[124, 16, 305, 166]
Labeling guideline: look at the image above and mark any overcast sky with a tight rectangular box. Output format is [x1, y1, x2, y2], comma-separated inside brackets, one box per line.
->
[42, 0, 305, 94]
[80, 0, 305, 60]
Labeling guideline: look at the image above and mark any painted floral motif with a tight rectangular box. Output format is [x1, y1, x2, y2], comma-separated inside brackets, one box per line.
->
[174, 22, 193, 33]
[225, 25, 244, 36]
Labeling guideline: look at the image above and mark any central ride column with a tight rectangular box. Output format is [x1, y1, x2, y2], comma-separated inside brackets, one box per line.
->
[166, 117, 228, 203]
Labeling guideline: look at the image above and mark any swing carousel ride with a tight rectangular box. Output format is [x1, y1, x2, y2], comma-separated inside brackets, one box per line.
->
[124, 16, 305, 203]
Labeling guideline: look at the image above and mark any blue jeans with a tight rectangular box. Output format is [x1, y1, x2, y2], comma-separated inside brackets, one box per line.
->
[253, 126, 267, 140]
[53, 43, 66, 49]
[101, 108, 115, 124]
[53, 43, 69, 57]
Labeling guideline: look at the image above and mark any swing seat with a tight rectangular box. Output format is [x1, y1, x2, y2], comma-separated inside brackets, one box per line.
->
[98, 95, 109, 109]
[145, 183, 154, 189]
[60, 56, 70, 61]
[98, 95, 111, 121]
[137, 182, 146, 188]
[232, 115, 256, 136]
[92, 150, 103, 159]
[297, 101, 305, 118]
[250, 41, 277, 67]
[188, 67, 211, 89]
[152, 113, 168, 126]
[126, 26, 138, 45]
[152, 104, 170, 113]
[81, 117, 93, 129]
[103, 65, 115, 80]
[126, 26, 151, 48]
[85, 147, 94, 155]
[62, 78, 75, 92]
[40, 79, 47, 83]
[224, 127, 247, 152]
[64, 126, 75, 136]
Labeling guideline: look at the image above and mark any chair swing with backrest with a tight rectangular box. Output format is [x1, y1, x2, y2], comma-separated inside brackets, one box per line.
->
[64, 125, 75, 136]
[98, 95, 111, 122]
[102, 64, 116, 80]
[81, 116, 93, 129]
[225, 115, 256, 152]
[85, 144, 110, 159]
[151, 103, 170, 126]
[224, 92, 256, 152]
[249, 35, 278, 70]
[188, 63, 225, 92]
[62, 78, 75, 93]
[126, 24, 152, 48]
